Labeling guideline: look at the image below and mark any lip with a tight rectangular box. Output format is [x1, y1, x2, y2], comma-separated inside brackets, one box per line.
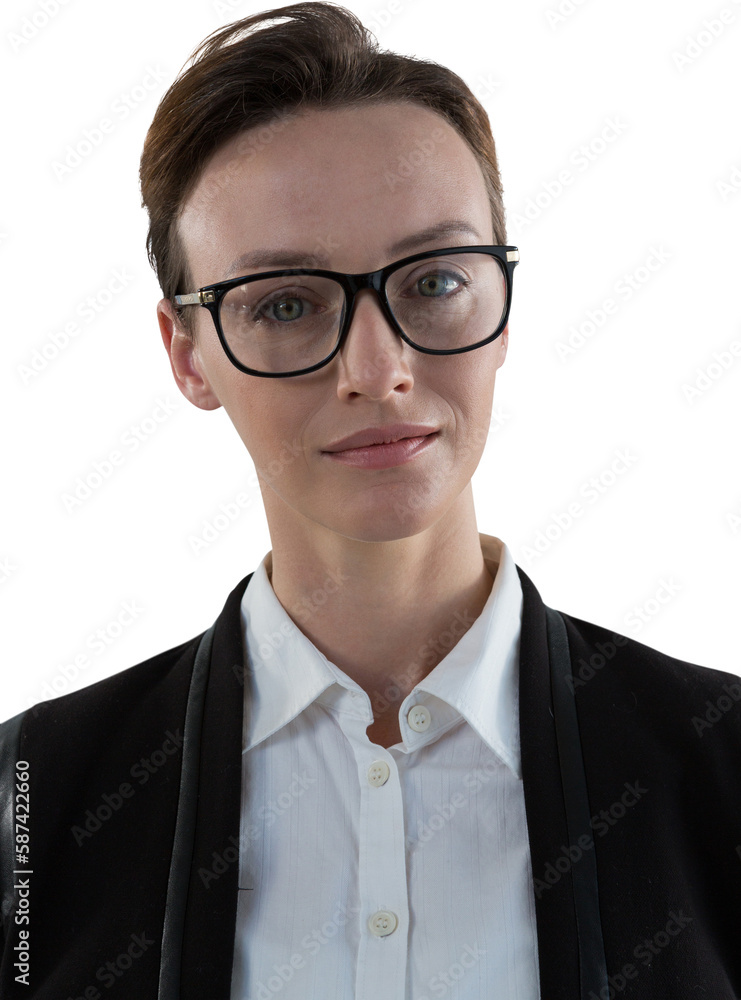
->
[322, 423, 440, 453]
[321, 431, 439, 470]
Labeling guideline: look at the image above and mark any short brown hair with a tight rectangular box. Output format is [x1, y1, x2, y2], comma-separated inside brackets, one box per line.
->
[139, 1, 507, 341]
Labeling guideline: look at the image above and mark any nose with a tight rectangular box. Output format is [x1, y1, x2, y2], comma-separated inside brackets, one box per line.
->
[333, 288, 414, 398]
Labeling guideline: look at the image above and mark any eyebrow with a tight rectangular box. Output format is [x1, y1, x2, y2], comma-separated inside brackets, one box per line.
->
[223, 220, 484, 278]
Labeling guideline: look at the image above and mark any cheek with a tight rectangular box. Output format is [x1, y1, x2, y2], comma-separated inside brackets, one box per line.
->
[222, 384, 310, 483]
[207, 364, 270, 456]
[435, 359, 498, 465]
[438, 352, 498, 418]
[467, 347, 502, 414]
[227, 394, 278, 460]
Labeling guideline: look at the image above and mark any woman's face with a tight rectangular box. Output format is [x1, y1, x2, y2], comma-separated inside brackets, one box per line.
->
[163, 101, 508, 542]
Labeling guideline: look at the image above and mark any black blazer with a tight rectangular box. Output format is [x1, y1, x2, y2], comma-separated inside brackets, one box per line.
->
[1, 564, 740, 998]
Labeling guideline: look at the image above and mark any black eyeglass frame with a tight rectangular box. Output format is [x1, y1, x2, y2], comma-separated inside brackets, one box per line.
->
[173, 244, 519, 378]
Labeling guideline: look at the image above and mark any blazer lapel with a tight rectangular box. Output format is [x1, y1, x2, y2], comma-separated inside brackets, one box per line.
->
[517, 565, 582, 999]
[179, 572, 253, 1000]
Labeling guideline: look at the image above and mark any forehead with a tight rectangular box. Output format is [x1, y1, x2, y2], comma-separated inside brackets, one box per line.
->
[178, 101, 491, 283]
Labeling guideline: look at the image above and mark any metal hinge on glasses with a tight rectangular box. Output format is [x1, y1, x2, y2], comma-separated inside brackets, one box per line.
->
[175, 289, 216, 306]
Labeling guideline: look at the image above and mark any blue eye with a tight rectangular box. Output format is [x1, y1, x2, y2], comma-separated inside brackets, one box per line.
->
[416, 271, 465, 298]
[258, 292, 312, 323]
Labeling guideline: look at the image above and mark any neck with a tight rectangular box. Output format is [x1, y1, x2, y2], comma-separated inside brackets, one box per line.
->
[263, 484, 495, 722]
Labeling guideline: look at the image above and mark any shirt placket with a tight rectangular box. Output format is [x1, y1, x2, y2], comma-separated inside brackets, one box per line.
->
[342, 712, 410, 1000]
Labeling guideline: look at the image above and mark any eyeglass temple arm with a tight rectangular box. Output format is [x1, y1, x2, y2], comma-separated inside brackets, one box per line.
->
[174, 290, 216, 307]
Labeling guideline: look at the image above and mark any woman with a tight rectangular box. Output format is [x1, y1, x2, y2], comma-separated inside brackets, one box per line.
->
[1, 4, 739, 998]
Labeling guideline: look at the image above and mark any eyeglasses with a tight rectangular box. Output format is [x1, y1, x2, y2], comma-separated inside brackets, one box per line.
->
[174, 244, 519, 378]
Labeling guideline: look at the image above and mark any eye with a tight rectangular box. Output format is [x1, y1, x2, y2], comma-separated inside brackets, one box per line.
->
[255, 291, 314, 323]
[415, 270, 466, 298]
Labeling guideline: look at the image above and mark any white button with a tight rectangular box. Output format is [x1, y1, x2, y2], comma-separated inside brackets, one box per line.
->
[368, 910, 398, 936]
[367, 760, 390, 787]
[407, 704, 431, 732]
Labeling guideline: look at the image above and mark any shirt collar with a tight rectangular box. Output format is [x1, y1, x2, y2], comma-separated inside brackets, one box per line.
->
[240, 533, 523, 777]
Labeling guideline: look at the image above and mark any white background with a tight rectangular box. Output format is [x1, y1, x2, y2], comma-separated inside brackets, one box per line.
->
[2, 0, 740, 720]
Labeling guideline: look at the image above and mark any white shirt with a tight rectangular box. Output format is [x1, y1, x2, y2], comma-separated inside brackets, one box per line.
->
[230, 533, 541, 1000]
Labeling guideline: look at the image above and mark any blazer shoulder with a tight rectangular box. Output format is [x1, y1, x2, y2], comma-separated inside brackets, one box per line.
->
[560, 607, 737, 684]
[0, 630, 204, 733]
[559, 608, 741, 733]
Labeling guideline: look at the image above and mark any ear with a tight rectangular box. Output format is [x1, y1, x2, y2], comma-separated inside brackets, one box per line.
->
[156, 298, 222, 411]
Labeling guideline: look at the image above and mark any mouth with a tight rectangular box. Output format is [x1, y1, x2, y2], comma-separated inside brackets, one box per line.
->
[321, 431, 439, 469]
